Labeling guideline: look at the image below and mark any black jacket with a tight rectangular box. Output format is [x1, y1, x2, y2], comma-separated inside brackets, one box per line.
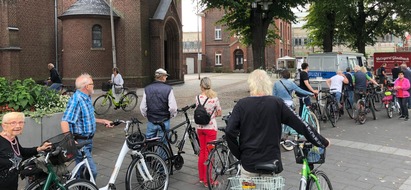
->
[226, 96, 329, 174]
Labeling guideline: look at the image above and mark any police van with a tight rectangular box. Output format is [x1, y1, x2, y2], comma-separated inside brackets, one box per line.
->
[305, 52, 366, 89]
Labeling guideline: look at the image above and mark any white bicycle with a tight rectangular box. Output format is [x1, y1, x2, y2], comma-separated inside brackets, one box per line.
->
[70, 118, 169, 190]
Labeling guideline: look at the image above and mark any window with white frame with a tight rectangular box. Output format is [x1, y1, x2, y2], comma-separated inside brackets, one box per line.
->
[215, 26, 222, 40]
[215, 53, 222, 65]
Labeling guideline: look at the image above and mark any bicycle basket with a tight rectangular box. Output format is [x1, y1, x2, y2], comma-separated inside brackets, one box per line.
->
[229, 176, 285, 190]
[101, 82, 112, 91]
[45, 132, 77, 165]
[294, 142, 326, 164]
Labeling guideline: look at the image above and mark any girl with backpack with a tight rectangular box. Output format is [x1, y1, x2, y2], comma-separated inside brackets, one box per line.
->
[195, 77, 222, 188]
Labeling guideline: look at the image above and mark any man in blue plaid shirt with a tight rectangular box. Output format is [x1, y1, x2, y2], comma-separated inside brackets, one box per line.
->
[61, 73, 112, 179]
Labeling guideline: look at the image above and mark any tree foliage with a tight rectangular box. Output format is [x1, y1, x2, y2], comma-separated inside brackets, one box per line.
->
[305, 0, 411, 54]
[197, 0, 308, 69]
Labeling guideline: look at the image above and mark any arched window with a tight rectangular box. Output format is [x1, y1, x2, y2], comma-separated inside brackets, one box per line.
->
[92, 25, 102, 48]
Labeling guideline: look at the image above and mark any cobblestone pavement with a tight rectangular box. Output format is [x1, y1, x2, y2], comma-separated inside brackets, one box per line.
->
[20, 73, 411, 190]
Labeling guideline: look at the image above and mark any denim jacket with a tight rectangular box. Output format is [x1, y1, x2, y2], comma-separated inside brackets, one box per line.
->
[273, 79, 313, 106]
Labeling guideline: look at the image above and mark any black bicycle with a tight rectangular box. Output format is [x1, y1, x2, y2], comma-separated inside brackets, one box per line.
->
[321, 89, 341, 127]
[355, 84, 378, 124]
[147, 104, 200, 175]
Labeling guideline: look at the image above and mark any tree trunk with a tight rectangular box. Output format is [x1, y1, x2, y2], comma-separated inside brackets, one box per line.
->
[250, 8, 269, 70]
[323, 12, 336, 52]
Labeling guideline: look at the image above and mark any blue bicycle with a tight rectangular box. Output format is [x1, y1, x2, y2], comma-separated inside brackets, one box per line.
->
[281, 97, 320, 151]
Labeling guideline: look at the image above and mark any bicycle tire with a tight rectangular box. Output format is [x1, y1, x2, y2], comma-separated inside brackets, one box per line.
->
[189, 128, 201, 155]
[357, 100, 366, 124]
[344, 98, 354, 119]
[142, 141, 172, 174]
[306, 111, 320, 134]
[326, 103, 337, 128]
[206, 144, 233, 190]
[64, 179, 98, 190]
[93, 95, 111, 115]
[125, 153, 169, 190]
[386, 102, 393, 118]
[372, 94, 381, 112]
[369, 100, 377, 120]
[307, 170, 333, 190]
[25, 178, 59, 190]
[121, 92, 138, 112]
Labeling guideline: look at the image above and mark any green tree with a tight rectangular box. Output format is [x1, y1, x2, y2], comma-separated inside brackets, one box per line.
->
[306, 0, 411, 54]
[198, 0, 308, 70]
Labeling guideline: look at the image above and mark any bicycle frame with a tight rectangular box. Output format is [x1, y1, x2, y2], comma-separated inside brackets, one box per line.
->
[70, 121, 155, 190]
[299, 159, 322, 190]
[41, 153, 67, 190]
[301, 97, 318, 129]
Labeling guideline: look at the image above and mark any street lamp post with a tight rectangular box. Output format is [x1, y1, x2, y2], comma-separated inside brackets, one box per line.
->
[110, 0, 117, 68]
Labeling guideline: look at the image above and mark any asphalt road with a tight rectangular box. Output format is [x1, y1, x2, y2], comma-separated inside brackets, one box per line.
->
[20, 73, 411, 190]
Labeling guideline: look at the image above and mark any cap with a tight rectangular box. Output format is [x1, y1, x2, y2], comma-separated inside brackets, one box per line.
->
[155, 68, 170, 76]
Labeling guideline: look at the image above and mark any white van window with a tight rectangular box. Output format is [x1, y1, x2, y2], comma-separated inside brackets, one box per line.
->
[348, 58, 357, 69]
[309, 57, 322, 70]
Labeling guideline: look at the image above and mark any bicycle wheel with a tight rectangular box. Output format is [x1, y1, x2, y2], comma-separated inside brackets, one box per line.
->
[368, 100, 377, 120]
[126, 153, 169, 190]
[344, 98, 354, 119]
[326, 103, 337, 128]
[307, 170, 333, 190]
[93, 95, 111, 115]
[121, 92, 138, 112]
[62, 89, 75, 97]
[64, 179, 98, 190]
[357, 100, 366, 124]
[206, 144, 232, 190]
[142, 141, 172, 174]
[306, 111, 320, 134]
[386, 102, 393, 118]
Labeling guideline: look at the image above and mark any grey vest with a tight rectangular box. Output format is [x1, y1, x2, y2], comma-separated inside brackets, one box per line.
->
[145, 81, 172, 122]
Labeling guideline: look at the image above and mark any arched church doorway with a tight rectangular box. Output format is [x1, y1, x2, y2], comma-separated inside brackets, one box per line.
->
[164, 20, 180, 80]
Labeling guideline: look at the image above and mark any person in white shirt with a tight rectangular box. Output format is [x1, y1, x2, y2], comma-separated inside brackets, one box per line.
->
[110, 67, 124, 104]
[326, 70, 348, 103]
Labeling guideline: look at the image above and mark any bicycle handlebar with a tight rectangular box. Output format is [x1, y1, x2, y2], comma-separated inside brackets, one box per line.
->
[178, 104, 196, 112]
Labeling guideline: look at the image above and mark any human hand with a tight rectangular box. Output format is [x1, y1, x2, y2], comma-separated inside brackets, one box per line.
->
[103, 119, 114, 128]
[37, 142, 52, 152]
[313, 90, 319, 94]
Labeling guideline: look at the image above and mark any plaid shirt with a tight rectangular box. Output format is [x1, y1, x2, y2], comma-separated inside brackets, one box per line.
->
[62, 90, 96, 136]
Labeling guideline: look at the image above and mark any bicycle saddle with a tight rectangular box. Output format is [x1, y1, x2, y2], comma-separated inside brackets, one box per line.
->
[255, 160, 282, 174]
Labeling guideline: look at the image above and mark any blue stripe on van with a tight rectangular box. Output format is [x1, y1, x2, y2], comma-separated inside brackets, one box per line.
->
[308, 71, 336, 79]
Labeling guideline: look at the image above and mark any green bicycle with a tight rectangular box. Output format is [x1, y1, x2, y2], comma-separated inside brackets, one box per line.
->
[93, 83, 138, 115]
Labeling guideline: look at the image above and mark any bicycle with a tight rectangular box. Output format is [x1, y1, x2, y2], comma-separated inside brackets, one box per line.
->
[21, 132, 98, 190]
[355, 84, 377, 124]
[60, 85, 75, 96]
[69, 118, 169, 190]
[205, 112, 241, 190]
[150, 104, 200, 175]
[321, 89, 340, 128]
[93, 83, 138, 115]
[341, 88, 354, 119]
[281, 97, 320, 151]
[382, 82, 401, 118]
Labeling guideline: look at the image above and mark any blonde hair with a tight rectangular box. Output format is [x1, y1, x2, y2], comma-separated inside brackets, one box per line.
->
[248, 69, 272, 96]
[75, 73, 92, 89]
[2, 112, 25, 124]
[200, 77, 217, 98]
[360, 67, 367, 73]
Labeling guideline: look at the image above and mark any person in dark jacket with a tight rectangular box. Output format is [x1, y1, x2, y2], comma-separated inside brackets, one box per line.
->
[391, 63, 401, 81]
[47, 63, 62, 91]
[140, 68, 178, 141]
[0, 112, 51, 190]
[226, 69, 330, 177]
[400, 63, 411, 108]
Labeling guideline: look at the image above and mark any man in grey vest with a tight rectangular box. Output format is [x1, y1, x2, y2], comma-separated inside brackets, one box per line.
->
[140, 68, 178, 141]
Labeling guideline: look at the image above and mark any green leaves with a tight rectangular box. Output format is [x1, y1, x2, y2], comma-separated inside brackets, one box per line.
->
[0, 78, 69, 123]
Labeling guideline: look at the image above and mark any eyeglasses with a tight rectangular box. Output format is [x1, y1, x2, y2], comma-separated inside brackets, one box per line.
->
[88, 83, 94, 86]
[4, 121, 25, 126]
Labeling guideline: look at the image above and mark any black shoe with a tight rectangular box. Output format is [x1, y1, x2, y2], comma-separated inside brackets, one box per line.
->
[399, 115, 405, 119]
[405, 117, 409, 121]
[114, 106, 120, 110]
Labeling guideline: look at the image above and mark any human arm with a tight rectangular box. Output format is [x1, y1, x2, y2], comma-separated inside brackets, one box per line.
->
[290, 82, 313, 96]
[281, 103, 329, 148]
[366, 75, 379, 86]
[342, 74, 348, 84]
[139, 91, 147, 117]
[168, 90, 178, 118]
[303, 80, 319, 94]
[96, 118, 113, 128]
[214, 98, 222, 117]
[326, 79, 331, 88]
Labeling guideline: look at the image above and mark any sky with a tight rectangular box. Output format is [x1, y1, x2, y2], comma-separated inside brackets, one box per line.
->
[182, 0, 201, 32]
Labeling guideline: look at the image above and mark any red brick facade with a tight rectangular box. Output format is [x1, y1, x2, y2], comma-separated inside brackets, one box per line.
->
[0, 0, 183, 87]
[201, 8, 293, 72]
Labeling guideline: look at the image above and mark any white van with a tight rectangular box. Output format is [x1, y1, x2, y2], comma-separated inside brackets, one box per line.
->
[307, 52, 366, 79]
[304, 52, 366, 90]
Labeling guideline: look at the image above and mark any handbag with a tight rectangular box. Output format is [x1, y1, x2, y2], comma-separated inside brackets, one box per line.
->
[114, 85, 122, 94]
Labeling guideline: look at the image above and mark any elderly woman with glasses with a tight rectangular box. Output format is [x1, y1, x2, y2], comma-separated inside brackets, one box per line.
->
[0, 112, 52, 190]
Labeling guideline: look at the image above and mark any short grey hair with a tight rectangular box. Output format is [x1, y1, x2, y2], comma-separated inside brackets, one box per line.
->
[75, 73, 92, 89]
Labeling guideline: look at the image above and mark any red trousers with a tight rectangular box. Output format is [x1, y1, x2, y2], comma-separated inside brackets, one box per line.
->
[197, 128, 217, 182]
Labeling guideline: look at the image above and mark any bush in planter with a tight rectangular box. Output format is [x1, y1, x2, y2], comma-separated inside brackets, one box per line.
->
[0, 77, 69, 123]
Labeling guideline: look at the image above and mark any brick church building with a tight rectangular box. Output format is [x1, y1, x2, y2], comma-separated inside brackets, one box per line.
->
[0, 0, 183, 87]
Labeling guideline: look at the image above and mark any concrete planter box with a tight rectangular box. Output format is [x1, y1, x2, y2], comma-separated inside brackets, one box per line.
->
[20, 113, 63, 147]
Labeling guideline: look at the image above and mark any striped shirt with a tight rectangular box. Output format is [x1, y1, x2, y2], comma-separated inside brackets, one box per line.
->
[62, 90, 96, 136]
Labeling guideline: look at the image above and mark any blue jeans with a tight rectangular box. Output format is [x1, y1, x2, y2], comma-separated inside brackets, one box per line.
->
[75, 139, 97, 180]
[299, 97, 311, 116]
[332, 92, 342, 103]
[346, 90, 354, 106]
[49, 83, 62, 91]
[146, 119, 170, 144]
